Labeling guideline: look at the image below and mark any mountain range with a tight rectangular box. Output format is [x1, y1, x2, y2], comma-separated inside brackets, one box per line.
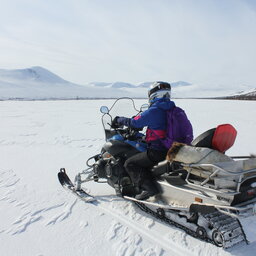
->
[89, 81, 191, 89]
[0, 66, 255, 100]
[224, 88, 256, 100]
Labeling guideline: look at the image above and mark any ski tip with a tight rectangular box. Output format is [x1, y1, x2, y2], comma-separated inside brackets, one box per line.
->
[57, 172, 65, 186]
[57, 168, 73, 187]
[59, 168, 66, 173]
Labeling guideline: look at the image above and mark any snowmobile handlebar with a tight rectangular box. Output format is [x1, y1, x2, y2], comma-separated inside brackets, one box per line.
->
[112, 126, 142, 141]
[107, 116, 143, 140]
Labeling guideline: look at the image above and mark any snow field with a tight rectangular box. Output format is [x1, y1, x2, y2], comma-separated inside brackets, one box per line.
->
[0, 99, 256, 256]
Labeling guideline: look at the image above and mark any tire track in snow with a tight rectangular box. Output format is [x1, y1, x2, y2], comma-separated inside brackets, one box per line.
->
[106, 221, 162, 256]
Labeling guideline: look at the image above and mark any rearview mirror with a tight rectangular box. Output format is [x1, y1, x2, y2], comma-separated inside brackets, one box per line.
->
[100, 106, 109, 114]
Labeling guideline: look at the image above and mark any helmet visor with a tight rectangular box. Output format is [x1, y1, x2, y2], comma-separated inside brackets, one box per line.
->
[149, 90, 170, 103]
[148, 82, 171, 97]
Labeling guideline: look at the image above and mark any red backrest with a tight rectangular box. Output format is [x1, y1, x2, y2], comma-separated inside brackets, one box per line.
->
[212, 124, 237, 153]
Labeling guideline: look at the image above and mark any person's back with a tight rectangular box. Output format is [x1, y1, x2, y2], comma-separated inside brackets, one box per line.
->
[113, 81, 193, 200]
[160, 106, 193, 149]
[136, 97, 175, 149]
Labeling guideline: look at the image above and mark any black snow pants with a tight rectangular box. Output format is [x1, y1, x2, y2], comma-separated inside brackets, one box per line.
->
[124, 149, 167, 189]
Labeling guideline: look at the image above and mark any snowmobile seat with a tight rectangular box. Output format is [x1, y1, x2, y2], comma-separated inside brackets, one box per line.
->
[151, 160, 186, 178]
[191, 124, 237, 153]
[151, 160, 170, 177]
[162, 172, 187, 186]
[151, 160, 187, 186]
[191, 128, 215, 148]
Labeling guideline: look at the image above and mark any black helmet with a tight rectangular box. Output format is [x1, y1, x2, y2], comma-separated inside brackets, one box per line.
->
[148, 81, 171, 103]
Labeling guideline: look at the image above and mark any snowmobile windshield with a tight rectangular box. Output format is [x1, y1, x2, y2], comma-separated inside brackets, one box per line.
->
[101, 97, 140, 131]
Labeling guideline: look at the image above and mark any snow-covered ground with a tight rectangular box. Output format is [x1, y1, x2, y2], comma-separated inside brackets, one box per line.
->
[0, 99, 256, 256]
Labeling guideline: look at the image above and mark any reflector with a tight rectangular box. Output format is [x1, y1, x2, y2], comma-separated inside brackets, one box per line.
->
[195, 197, 203, 203]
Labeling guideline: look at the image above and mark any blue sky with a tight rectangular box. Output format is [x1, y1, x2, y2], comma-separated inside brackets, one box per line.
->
[0, 0, 256, 89]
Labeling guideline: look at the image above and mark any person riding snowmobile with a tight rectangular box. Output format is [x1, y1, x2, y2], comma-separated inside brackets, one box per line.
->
[112, 81, 190, 200]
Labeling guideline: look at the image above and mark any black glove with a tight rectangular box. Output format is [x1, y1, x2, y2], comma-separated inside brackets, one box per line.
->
[133, 127, 143, 132]
[111, 116, 120, 129]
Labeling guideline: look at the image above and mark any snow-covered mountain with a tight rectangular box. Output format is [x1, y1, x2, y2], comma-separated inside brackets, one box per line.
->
[89, 81, 191, 89]
[171, 81, 191, 87]
[0, 66, 69, 84]
[0, 67, 195, 100]
[226, 88, 256, 100]
[90, 82, 136, 88]
[0, 67, 131, 100]
[0, 66, 255, 100]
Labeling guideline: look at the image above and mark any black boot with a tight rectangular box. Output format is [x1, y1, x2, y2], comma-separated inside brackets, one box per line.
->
[135, 179, 159, 200]
[114, 184, 122, 197]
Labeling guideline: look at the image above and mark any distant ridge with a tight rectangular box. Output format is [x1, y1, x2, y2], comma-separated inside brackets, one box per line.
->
[222, 88, 256, 100]
[0, 66, 69, 84]
[0, 66, 134, 100]
[171, 81, 191, 87]
[1, 66, 255, 100]
[89, 80, 191, 89]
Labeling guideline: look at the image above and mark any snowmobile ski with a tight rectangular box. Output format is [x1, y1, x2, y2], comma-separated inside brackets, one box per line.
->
[58, 168, 96, 203]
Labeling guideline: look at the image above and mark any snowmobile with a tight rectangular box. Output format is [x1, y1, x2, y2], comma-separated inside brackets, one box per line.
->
[58, 97, 256, 248]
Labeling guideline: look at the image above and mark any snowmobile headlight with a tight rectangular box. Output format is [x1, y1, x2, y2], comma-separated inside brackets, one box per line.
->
[103, 152, 112, 159]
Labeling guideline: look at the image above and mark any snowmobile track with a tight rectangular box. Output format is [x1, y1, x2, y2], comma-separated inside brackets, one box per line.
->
[134, 201, 248, 249]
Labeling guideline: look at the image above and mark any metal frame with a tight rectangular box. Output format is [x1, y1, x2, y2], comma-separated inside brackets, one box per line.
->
[193, 198, 256, 218]
[74, 167, 108, 190]
[183, 162, 256, 193]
